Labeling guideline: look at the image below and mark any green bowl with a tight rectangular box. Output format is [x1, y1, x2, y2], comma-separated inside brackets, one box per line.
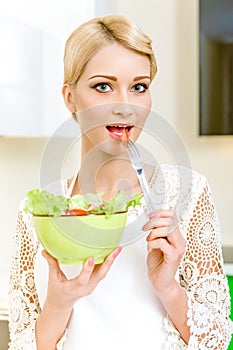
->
[33, 212, 127, 265]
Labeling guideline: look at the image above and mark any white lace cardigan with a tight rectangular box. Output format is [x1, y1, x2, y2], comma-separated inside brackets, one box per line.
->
[8, 164, 233, 349]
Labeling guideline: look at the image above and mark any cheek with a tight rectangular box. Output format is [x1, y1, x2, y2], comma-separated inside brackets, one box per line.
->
[77, 104, 112, 132]
[75, 96, 92, 111]
[145, 92, 152, 110]
[136, 100, 151, 124]
[74, 89, 100, 111]
[130, 103, 151, 141]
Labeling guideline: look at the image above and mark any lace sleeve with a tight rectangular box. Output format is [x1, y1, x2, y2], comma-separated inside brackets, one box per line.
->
[8, 210, 41, 350]
[8, 180, 69, 350]
[8, 206, 69, 350]
[179, 176, 233, 349]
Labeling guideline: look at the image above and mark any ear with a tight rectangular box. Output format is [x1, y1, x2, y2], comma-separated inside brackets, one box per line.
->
[61, 84, 77, 114]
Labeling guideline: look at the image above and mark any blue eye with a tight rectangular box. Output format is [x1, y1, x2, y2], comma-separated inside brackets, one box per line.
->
[94, 83, 112, 92]
[131, 84, 148, 93]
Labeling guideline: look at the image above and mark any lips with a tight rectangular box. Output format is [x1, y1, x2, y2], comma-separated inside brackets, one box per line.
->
[106, 124, 133, 140]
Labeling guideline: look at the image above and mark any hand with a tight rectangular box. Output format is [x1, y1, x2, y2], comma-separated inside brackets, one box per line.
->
[42, 247, 122, 311]
[142, 209, 186, 295]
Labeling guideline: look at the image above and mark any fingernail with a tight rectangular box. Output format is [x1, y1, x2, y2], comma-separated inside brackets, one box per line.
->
[113, 246, 122, 259]
[88, 257, 94, 267]
[149, 211, 158, 218]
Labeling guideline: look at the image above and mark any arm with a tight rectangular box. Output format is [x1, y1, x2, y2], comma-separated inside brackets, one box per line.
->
[35, 252, 94, 349]
[155, 280, 190, 343]
[143, 209, 190, 344]
[8, 210, 41, 350]
[180, 177, 233, 348]
[143, 174, 233, 347]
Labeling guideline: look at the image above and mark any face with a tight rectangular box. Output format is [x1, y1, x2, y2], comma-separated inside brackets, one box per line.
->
[64, 42, 152, 155]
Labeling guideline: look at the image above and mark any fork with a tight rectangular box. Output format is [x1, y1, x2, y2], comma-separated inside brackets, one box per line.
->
[127, 140, 155, 213]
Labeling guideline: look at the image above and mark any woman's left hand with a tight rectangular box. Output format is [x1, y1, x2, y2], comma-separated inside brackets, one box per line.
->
[142, 209, 186, 294]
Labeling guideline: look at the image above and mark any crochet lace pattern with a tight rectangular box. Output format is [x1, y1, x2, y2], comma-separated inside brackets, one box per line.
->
[8, 164, 233, 349]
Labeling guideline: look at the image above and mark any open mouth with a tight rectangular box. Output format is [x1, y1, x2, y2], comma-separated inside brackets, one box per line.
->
[106, 124, 133, 139]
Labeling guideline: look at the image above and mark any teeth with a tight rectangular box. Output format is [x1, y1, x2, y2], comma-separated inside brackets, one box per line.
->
[107, 125, 132, 129]
[106, 125, 133, 135]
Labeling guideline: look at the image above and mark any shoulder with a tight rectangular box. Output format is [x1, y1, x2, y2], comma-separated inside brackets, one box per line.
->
[41, 179, 69, 196]
[150, 163, 208, 191]
[149, 164, 210, 216]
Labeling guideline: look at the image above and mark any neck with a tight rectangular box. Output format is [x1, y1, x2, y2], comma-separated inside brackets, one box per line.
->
[76, 144, 141, 199]
[95, 159, 140, 199]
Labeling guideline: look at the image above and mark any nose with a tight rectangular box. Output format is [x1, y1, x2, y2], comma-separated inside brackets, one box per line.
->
[112, 102, 134, 118]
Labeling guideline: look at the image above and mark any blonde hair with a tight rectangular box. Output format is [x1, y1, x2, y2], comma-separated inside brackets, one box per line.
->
[63, 14, 157, 86]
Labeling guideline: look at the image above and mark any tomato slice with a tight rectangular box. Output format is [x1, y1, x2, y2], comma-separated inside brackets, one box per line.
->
[122, 128, 129, 146]
[66, 209, 88, 216]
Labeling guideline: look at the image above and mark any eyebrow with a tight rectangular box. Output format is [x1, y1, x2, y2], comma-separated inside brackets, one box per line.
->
[88, 75, 150, 81]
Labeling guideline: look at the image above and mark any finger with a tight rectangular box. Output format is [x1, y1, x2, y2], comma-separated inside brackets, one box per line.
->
[92, 247, 122, 283]
[142, 217, 172, 231]
[147, 237, 173, 255]
[146, 227, 170, 240]
[146, 224, 181, 243]
[143, 211, 177, 232]
[42, 250, 68, 281]
[42, 250, 59, 268]
[148, 237, 186, 263]
[74, 257, 95, 287]
[148, 209, 173, 219]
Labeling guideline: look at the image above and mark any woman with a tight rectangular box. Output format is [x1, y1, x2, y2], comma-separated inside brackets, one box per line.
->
[8, 14, 233, 349]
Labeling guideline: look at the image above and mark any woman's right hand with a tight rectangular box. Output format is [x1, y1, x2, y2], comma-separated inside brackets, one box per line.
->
[42, 247, 122, 310]
[36, 248, 122, 349]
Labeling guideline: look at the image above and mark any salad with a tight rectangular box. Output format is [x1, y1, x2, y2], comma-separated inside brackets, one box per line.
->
[23, 189, 142, 218]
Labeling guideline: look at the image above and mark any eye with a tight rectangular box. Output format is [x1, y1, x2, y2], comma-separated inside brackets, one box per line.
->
[93, 83, 112, 93]
[131, 83, 148, 93]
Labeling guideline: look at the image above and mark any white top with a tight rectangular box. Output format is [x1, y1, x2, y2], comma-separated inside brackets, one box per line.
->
[8, 164, 233, 350]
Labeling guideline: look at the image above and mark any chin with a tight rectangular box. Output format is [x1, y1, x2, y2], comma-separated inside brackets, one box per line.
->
[98, 140, 127, 157]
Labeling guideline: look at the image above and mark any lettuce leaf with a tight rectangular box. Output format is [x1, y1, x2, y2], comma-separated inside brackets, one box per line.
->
[69, 194, 89, 210]
[23, 189, 70, 217]
[23, 189, 142, 217]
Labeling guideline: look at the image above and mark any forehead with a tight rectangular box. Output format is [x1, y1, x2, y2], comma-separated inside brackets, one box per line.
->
[81, 42, 151, 78]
